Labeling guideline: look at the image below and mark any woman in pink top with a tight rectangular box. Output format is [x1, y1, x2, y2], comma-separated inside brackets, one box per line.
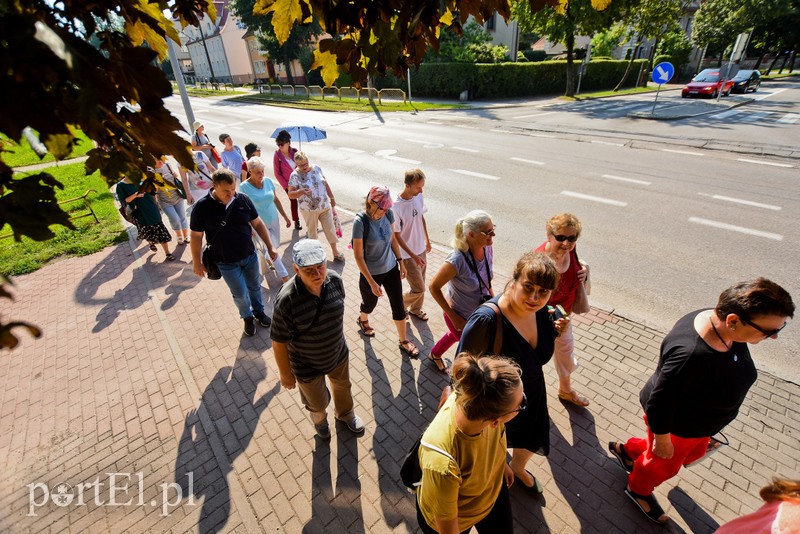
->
[273, 130, 301, 230]
[715, 477, 800, 533]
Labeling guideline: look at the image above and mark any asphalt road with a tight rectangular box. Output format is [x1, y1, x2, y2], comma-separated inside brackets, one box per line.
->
[164, 78, 799, 382]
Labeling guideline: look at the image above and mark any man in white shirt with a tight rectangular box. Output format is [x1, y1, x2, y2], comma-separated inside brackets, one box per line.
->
[392, 169, 431, 321]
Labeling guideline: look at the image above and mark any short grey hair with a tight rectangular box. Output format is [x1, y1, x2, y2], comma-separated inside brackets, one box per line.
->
[246, 156, 266, 173]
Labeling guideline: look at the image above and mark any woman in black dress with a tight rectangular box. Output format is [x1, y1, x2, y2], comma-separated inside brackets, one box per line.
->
[457, 251, 568, 493]
[116, 177, 174, 260]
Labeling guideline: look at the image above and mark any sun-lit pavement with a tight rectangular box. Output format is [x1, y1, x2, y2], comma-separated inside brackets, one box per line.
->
[1, 210, 798, 533]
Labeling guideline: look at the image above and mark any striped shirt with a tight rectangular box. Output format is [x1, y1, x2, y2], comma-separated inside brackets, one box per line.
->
[270, 272, 348, 379]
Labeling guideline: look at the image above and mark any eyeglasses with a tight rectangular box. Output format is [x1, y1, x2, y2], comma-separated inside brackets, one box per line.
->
[552, 234, 578, 243]
[742, 318, 786, 338]
[480, 226, 496, 237]
[499, 392, 527, 417]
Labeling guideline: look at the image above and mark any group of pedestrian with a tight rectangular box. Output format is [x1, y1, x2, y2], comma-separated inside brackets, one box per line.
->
[117, 124, 795, 532]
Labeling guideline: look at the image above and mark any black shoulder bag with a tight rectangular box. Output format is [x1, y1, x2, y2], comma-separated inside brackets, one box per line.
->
[202, 198, 235, 280]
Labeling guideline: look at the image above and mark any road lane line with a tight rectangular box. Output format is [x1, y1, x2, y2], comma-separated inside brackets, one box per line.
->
[531, 133, 555, 138]
[776, 113, 799, 124]
[511, 157, 545, 165]
[427, 121, 443, 125]
[245, 119, 261, 123]
[740, 111, 769, 122]
[339, 147, 364, 154]
[737, 158, 793, 168]
[449, 169, 500, 181]
[452, 146, 479, 153]
[753, 88, 787, 101]
[491, 128, 512, 133]
[698, 193, 781, 211]
[591, 140, 624, 146]
[387, 155, 421, 164]
[601, 174, 651, 186]
[250, 130, 265, 134]
[513, 111, 556, 120]
[561, 191, 627, 206]
[405, 139, 431, 144]
[688, 217, 783, 240]
[712, 109, 742, 119]
[662, 149, 704, 156]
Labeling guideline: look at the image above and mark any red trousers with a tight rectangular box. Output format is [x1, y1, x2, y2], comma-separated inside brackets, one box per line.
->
[625, 415, 710, 496]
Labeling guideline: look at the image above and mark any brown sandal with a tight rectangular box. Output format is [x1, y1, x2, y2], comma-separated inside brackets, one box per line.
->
[408, 309, 429, 321]
[356, 317, 375, 337]
[399, 340, 420, 358]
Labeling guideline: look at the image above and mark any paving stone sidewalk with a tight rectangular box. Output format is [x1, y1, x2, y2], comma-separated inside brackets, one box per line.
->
[1, 210, 797, 534]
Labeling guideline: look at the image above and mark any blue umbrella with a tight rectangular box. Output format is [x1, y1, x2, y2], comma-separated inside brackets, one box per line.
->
[270, 125, 327, 149]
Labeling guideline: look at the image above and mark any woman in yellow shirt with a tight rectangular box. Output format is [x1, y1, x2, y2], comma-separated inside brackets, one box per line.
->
[416, 354, 524, 534]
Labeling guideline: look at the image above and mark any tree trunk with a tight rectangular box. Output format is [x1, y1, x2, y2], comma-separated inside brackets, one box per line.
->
[284, 51, 295, 85]
[614, 36, 643, 91]
[565, 31, 576, 97]
[778, 51, 789, 73]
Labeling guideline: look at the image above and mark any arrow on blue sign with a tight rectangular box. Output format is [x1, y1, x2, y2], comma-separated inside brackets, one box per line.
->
[652, 62, 675, 85]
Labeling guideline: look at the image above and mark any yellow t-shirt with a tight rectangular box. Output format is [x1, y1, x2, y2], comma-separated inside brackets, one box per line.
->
[416, 393, 507, 532]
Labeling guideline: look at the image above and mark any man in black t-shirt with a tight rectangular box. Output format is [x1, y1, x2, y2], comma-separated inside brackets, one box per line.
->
[189, 168, 278, 336]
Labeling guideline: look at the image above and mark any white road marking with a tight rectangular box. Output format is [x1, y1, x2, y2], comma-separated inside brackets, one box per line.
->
[662, 149, 704, 156]
[601, 174, 651, 186]
[511, 157, 545, 165]
[740, 111, 769, 122]
[531, 133, 555, 138]
[711, 109, 742, 119]
[230, 126, 244, 130]
[250, 130, 265, 135]
[688, 217, 783, 240]
[452, 146, 479, 153]
[427, 121, 443, 125]
[405, 139, 431, 144]
[753, 88, 787, 101]
[591, 140, 624, 147]
[245, 119, 261, 123]
[560, 191, 627, 206]
[776, 113, 800, 124]
[513, 111, 556, 120]
[737, 158, 793, 168]
[449, 169, 501, 181]
[698, 193, 781, 211]
[491, 128, 512, 133]
[339, 147, 364, 154]
[228, 122, 243, 126]
[387, 155, 421, 164]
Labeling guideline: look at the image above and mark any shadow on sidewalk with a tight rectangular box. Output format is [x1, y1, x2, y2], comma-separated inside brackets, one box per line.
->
[175, 350, 278, 533]
[364, 342, 449, 531]
[303, 429, 364, 533]
[75, 241, 200, 333]
[668, 487, 719, 534]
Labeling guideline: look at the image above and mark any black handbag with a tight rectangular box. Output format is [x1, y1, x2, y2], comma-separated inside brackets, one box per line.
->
[202, 198, 235, 280]
[400, 437, 458, 491]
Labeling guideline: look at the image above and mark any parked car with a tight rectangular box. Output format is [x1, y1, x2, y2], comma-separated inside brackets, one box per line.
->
[681, 69, 735, 98]
[731, 69, 761, 93]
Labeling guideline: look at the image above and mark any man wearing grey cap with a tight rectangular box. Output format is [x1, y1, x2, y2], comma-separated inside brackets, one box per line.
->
[270, 239, 365, 439]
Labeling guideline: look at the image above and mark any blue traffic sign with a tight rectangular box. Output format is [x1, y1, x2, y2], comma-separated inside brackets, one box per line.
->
[652, 62, 675, 85]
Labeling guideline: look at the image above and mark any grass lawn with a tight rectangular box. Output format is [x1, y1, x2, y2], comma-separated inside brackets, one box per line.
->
[1, 129, 94, 168]
[229, 92, 464, 112]
[561, 84, 663, 101]
[171, 83, 247, 97]
[0, 163, 128, 275]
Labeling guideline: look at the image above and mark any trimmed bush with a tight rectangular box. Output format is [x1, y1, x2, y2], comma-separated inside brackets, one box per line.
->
[374, 59, 648, 98]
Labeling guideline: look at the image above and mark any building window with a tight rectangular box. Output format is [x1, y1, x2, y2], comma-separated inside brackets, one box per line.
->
[485, 13, 496, 31]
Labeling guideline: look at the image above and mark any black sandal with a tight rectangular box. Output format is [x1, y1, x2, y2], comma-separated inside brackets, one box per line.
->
[149, 243, 157, 252]
[624, 487, 668, 524]
[427, 354, 449, 373]
[165, 253, 176, 261]
[608, 442, 634, 473]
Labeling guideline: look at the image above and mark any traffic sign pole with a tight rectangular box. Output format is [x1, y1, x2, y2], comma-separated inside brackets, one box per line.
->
[650, 61, 675, 116]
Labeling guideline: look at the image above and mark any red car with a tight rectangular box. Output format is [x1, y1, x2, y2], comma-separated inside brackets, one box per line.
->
[681, 69, 735, 98]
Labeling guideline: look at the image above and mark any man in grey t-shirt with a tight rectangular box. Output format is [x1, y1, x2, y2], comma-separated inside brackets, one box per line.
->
[270, 239, 365, 439]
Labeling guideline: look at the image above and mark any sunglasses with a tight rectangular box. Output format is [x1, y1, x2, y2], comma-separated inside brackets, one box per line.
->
[552, 234, 578, 243]
[479, 226, 497, 237]
[499, 392, 527, 417]
[742, 318, 786, 338]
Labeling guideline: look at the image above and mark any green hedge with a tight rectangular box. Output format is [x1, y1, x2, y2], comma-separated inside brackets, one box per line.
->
[374, 59, 648, 98]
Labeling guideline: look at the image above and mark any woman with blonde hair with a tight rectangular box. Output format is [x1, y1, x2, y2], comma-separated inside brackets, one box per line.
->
[287, 151, 343, 260]
[457, 252, 568, 494]
[535, 212, 590, 406]
[428, 210, 495, 373]
[416, 353, 524, 534]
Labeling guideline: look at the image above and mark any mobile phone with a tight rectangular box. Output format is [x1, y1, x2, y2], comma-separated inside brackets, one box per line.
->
[547, 304, 566, 322]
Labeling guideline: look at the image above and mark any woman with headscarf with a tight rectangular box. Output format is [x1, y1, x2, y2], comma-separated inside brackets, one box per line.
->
[352, 185, 419, 358]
